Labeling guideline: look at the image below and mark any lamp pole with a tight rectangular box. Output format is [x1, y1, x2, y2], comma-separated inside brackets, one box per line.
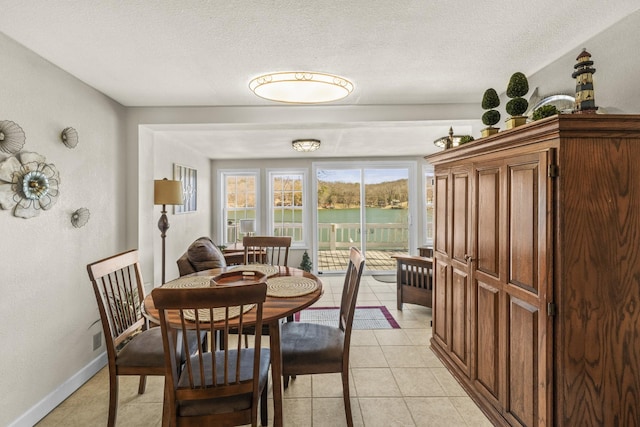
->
[157, 203, 170, 284]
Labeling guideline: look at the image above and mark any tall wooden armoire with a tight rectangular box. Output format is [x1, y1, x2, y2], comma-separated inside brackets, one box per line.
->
[426, 114, 640, 426]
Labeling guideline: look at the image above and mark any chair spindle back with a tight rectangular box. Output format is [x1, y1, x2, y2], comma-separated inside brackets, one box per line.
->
[152, 283, 268, 426]
[243, 236, 292, 266]
[87, 250, 147, 353]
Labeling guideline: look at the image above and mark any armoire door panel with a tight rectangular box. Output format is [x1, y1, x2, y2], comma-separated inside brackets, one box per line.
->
[435, 174, 448, 255]
[451, 267, 469, 370]
[508, 160, 539, 294]
[433, 258, 448, 345]
[507, 297, 539, 427]
[476, 167, 501, 277]
[475, 281, 500, 400]
[452, 171, 469, 263]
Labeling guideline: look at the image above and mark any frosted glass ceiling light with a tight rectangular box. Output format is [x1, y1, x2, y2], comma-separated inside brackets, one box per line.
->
[292, 139, 321, 152]
[249, 71, 353, 104]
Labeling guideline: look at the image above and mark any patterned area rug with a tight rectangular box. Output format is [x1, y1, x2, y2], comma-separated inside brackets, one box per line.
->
[294, 306, 400, 329]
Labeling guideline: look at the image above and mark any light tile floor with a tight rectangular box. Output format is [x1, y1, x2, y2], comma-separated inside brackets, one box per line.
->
[36, 275, 492, 426]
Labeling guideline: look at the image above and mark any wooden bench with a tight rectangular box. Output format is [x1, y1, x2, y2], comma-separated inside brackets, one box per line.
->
[393, 255, 433, 310]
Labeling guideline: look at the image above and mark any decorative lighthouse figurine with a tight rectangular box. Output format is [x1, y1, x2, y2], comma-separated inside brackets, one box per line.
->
[572, 48, 598, 113]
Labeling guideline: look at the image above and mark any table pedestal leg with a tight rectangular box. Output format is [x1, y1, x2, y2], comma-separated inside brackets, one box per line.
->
[269, 320, 283, 427]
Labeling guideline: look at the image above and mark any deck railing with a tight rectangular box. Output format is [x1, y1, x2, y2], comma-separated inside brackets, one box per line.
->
[226, 222, 408, 251]
[317, 223, 408, 251]
[226, 223, 304, 244]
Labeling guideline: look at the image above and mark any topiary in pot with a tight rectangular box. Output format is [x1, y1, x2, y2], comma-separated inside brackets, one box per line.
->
[531, 104, 559, 121]
[481, 88, 500, 137]
[506, 72, 529, 98]
[482, 110, 501, 126]
[506, 97, 528, 116]
[505, 72, 529, 129]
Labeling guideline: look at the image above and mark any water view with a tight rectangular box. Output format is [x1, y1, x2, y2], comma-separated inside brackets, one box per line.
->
[315, 168, 410, 271]
[318, 207, 408, 224]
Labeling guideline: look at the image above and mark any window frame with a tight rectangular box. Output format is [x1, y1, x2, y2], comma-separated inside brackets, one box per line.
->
[218, 169, 260, 246]
[266, 168, 309, 249]
[422, 164, 435, 248]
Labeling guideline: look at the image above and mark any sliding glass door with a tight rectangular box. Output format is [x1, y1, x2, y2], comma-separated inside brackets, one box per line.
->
[315, 163, 413, 274]
[363, 168, 409, 271]
[317, 169, 362, 273]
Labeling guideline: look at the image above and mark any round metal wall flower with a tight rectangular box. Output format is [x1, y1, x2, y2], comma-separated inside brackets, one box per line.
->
[0, 151, 60, 219]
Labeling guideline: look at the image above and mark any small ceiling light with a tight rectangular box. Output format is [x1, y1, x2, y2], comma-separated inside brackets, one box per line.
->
[292, 139, 321, 152]
[249, 71, 353, 104]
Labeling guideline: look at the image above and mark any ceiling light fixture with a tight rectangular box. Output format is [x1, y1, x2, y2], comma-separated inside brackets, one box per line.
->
[249, 71, 353, 104]
[292, 139, 321, 152]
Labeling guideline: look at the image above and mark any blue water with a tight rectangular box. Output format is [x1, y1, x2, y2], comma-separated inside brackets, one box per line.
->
[318, 207, 407, 223]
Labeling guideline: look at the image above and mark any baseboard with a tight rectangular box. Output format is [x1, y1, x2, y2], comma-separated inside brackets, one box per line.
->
[9, 352, 107, 427]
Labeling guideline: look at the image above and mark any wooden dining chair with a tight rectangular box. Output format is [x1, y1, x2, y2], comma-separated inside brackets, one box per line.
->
[280, 247, 365, 427]
[152, 282, 271, 427]
[86, 249, 170, 427]
[243, 235, 291, 266]
[240, 235, 293, 344]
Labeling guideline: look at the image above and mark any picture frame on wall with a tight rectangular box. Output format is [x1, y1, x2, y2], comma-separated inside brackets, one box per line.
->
[174, 164, 197, 214]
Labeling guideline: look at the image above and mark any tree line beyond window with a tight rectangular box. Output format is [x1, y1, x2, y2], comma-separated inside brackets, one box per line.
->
[318, 179, 408, 209]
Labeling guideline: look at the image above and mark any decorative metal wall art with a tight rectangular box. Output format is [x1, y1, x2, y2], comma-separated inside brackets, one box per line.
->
[60, 127, 79, 148]
[0, 151, 60, 219]
[0, 120, 26, 154]
[71, 207, 90, 228]
[173, 164, 197, 214]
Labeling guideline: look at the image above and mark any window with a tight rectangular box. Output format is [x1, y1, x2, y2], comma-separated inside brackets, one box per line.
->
[268, 170, 307, 246]
[221, 171, 259, 246]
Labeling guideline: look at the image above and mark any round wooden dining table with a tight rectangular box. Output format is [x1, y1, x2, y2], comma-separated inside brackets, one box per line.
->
[143, 265, 323, 427]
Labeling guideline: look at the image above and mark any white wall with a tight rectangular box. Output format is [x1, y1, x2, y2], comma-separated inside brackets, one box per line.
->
[0, 33, 127, 426]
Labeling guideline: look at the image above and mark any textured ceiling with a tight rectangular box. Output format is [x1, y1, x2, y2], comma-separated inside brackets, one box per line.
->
[2, 1, 639, 158]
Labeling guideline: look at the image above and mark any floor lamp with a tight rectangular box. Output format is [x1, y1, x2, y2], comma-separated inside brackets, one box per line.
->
[154, 178, 183, 284]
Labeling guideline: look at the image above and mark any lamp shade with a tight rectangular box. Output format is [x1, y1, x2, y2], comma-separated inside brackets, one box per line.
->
[154, 179, 183, 205]
[239, 218, 256, 234]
